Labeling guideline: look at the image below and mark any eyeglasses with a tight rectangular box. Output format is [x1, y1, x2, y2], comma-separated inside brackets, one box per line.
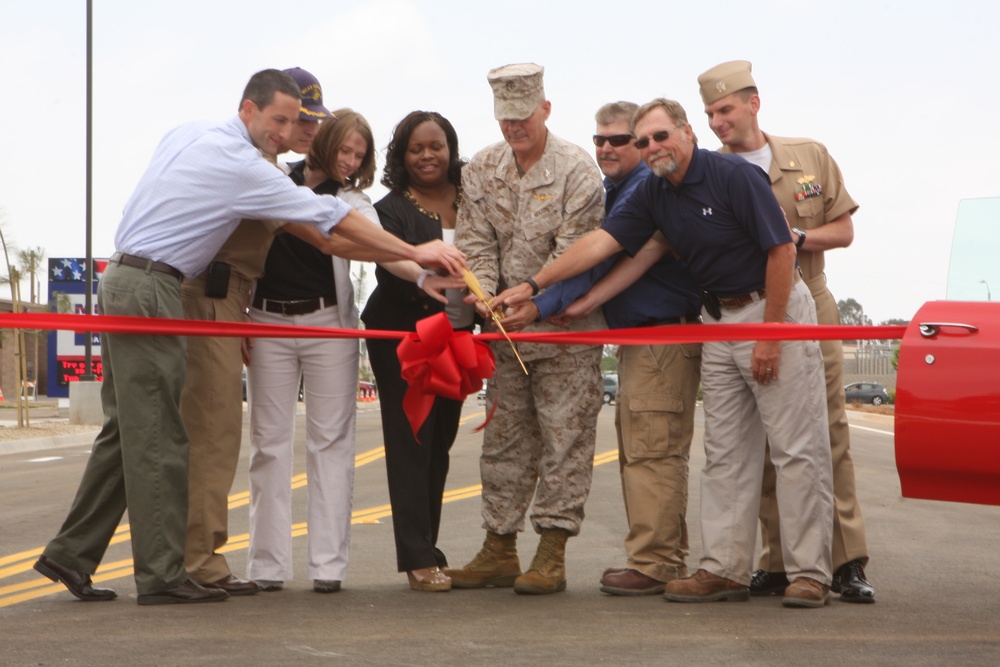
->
[593, 134, 634, 148]
[633, 129, 679, 150]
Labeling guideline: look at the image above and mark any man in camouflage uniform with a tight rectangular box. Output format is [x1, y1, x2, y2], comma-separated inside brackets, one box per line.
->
[449, 63, 606, 595]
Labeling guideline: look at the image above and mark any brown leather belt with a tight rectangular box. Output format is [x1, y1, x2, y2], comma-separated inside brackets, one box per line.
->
[111, 252, 182, 280]
[252, 293, 337, 316]
[717, 289, 766, 310]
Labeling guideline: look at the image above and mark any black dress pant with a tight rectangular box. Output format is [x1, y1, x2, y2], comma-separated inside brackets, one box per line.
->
[368, 337, 463, 572]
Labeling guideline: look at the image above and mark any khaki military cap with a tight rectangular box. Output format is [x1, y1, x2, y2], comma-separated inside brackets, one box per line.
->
[698, 60, 757, 105]
[487, 63, 545, 120]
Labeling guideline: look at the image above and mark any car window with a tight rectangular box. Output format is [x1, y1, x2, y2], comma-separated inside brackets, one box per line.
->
[947, 197, 1000, 302]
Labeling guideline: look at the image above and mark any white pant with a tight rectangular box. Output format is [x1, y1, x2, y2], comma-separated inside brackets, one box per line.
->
[698, 281, 833, 586]
[246, 305, 358, 583]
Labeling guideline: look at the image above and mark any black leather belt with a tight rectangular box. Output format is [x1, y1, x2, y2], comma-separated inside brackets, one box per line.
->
[649, 313, 703, 325]
[252, 293, 337, 316]
[111, 252, 182, 280]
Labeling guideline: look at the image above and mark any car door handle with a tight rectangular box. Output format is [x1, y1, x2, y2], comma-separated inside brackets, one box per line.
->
[918, 322, 979, 337]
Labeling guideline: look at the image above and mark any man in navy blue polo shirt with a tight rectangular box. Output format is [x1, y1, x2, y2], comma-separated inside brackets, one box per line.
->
[495, 97, 834, 608]
[502, 101, 702, 597]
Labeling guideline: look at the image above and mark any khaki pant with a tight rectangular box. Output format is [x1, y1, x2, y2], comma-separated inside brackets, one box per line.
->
[480, 343, 602, 536]
[179, 272, 253, 583]
[699, 282, 834, 586]
[44, 262, 190, 595]
[615, 341, 701, 582]
[757, 277, 869, 571]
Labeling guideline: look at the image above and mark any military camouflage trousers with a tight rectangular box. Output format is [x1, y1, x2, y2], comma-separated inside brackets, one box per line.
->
[479, 342, 603, 536]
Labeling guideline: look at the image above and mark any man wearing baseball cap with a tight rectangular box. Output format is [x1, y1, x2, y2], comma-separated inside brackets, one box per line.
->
[449, 63, 606, 595]
[179, 66, 333, 598]
[279, 67, 334, 157]
[698, 60, 874, 604]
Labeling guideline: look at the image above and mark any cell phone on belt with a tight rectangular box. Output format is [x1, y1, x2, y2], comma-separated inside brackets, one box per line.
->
[205, 261, 231, 298]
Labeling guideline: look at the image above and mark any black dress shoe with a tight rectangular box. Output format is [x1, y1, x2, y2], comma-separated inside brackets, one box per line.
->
[203, 574, 259, 596]
[832, 560, 876, 604]
[749, 569, 789, 596]
[137, 578, 230, 605]
[34, 555, 117, 602]
[313, 579, 342, 593]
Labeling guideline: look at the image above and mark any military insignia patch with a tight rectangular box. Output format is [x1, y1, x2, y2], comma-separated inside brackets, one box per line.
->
[794, 175, 823, 202]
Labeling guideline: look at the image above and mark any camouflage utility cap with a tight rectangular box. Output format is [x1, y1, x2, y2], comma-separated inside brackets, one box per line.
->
[488, 63, 545, 121]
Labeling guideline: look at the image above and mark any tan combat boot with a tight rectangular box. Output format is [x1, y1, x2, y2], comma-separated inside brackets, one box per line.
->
[513, 528, 570, 595]
[444, 532, 521, 588]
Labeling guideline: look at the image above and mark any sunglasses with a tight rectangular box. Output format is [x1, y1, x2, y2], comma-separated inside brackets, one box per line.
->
[593, 134, 634, 148]
[633, 129, 678, 150]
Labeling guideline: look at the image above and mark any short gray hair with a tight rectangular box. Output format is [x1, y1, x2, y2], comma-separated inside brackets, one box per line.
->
[595, 101, 638, 126]
[632, 98, 689, 133]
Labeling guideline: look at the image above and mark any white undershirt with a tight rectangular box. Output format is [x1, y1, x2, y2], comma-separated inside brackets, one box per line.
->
[736, 144, 773, 175]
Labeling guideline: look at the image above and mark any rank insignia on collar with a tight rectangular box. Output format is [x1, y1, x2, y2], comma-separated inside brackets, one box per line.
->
[794, 175, 823, 201]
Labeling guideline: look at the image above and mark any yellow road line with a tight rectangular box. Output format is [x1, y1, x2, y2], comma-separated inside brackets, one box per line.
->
[1, 417, 619, 607]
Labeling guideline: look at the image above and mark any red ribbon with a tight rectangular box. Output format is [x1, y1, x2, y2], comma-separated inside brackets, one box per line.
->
[0, 312, 907, 345]
[396, 313, 495, 441]
[0, 311, 906, 441]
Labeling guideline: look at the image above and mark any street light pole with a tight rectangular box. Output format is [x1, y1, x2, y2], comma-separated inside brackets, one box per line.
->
[980, 279, 992, 301]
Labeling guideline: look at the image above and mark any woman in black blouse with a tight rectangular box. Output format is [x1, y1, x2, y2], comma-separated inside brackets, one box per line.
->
[361, 111, 472, 592]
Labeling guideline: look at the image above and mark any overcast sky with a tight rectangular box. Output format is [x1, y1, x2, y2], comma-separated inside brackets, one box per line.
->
[2, 0, 998, 324]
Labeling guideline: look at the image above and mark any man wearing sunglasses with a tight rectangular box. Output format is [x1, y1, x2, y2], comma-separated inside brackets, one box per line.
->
[494, 97, 834, 608]
[502, 101, 702, 597]
[698, 60, 873, 604]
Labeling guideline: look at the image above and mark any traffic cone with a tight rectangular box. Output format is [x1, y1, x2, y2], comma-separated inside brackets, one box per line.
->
[0, 385, 4, 401]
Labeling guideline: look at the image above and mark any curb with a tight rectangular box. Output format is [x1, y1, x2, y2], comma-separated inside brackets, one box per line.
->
[0, 430, 101, 457]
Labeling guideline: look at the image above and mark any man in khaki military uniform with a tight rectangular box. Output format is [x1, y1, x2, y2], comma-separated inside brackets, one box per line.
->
[179, 68, 338, 595]
[449, 63, 606, 595]
[698, 60, 874, 603]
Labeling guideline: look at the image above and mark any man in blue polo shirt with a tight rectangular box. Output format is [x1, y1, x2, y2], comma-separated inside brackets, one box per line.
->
[495, 97, 834, 608]
[503, 101, 702, 597]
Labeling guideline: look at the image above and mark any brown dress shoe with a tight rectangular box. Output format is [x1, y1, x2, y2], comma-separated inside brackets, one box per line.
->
[204, 574, 259, 596]
[137, 578, 230, 605]
[663, 569, 749, 602]
[782, 577, 831, 608]
[600, 568, 665, 596]
[34, 555, 117, 602]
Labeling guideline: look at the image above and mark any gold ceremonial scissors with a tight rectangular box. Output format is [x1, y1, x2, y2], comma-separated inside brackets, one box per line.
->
[461, 269, 528, 375]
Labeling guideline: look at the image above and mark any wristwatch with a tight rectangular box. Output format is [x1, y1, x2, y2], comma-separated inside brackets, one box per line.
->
[792, 227, 807, 249]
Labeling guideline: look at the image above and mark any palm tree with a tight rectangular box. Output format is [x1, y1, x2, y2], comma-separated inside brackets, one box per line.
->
[17, 246, 46, 304]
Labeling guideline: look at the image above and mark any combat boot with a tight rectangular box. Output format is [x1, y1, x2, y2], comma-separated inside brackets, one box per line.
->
[444, 532, 521, 588]
[513, 528, 570, 595]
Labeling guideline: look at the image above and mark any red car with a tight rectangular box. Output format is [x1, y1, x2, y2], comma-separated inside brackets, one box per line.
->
[895, 300, 1000, 506]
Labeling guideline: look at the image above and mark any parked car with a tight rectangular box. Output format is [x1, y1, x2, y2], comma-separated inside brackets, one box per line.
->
[845, 381, 890, 406]
[602, 373, 618, 404]
[477, 380, 488, 401]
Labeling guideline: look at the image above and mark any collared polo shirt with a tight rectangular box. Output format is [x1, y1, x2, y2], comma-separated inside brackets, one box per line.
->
[604, 148, 790, 297]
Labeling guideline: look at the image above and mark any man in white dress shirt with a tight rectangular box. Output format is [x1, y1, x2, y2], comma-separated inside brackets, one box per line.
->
[34, 69, 464, 606]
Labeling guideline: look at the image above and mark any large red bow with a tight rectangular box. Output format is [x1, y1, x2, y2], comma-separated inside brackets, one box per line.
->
[397, 313, 495, 441]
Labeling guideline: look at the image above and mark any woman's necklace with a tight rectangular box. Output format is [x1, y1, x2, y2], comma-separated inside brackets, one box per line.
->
[403, 187, 463, 222]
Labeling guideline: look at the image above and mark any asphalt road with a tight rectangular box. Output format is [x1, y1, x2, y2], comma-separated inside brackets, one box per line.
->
[1, 401, 998, 666]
